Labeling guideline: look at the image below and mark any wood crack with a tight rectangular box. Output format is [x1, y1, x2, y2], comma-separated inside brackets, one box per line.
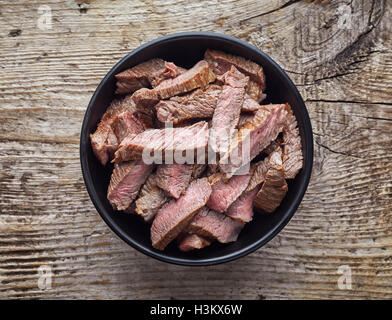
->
[315, 140, 363, 159]
[239, 0, 300, 23]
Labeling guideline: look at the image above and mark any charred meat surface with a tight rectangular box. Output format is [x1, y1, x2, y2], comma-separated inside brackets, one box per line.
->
[107, 160, 153, 211]
[151, 178, 212, 250]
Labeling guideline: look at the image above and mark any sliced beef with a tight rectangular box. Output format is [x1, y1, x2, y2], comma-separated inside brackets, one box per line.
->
[254, 148, 288, 213]
[186, 207, 244, 243]
[242, 95, 263, 112]
[206, 171, 251, 213]
[154, 60, 216, 99]
[132, 88, 160, 128]
[112, 110, 145, 143]
[209, 66, 248, 154]
[205, 49, 266, 90]
[156, 163, 194, 199]
[107, 160, 153, 211]
[156, 85, 262, 125]
[246, 147, 282, 192]
[135, 174, 168, 222]
[219, 104, 288, 178]
[134, 60, 215, 107]
[238, 112, 255, 128]
[114, 121, 209, 163]
[90, 95, 137, 165]
[155, 84, 222, 124]
[115, 59, 183, 95]
[225, 187, 259, 223]
[247, 80, 266, 103]
[177, 233, 211, 252]
[282, 104, 303, 179]
[246, 159, 269, 192]
[192, 164, 207, 179]
[151, 178, 212, 250]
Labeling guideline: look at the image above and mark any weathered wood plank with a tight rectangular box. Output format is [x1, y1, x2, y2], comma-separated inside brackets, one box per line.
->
[0, 0, 391, 299]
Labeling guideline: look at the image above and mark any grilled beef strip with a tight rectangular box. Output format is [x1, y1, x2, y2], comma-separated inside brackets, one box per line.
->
[209, 66, 249, 155]
[225, 187, 259, 223]
[90, 95, 139, 165]
[151, 178, 212, 250]
[115, 59, 184, 95]
[107, 160, 153, 211]
[206, 171, 251, 213]
[177, 233, 211, 252]
[204, 48, 266, 101]
[219, 104, 288, 178]
[254, 148, 288, 213]
[113, 121, 209, 163]
[135, 173, 169, 223]
[282, 104, 303, 179]
[156, 163, 194, 199]
[186, 207, 244, 243]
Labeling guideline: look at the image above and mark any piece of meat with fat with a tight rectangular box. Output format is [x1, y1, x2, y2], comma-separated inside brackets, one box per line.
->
[90, 95, 137, 165]
[225, 187, 259, 223]
[107, 160, 153, 211]
[254, 148, 288, 213]
[186, 207, 244, 243]
[177, 233, 211, 252]
[135, 173, 168, 222]
[151, 178, 212, 250]
[155, 84, 222, 124]
[209, 66, 248, 154]
[219, 104, 288, 178]
[282, 104, 303, 179]
[156, 163, 194, 199]
[113, 121, 209, 163]
[206, 171, 251, 213]
[115, 59, 184, 94]
[205, 48, 266, 91]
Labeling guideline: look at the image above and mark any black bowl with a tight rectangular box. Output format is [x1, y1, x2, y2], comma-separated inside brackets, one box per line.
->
[80, 32, 313, 266]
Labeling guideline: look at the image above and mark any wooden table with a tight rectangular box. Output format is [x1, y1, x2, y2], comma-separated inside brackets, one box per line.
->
[0, 0, 391, 299]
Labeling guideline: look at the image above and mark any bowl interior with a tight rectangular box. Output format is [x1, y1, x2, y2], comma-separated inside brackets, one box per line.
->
[80, 33, 313, 266]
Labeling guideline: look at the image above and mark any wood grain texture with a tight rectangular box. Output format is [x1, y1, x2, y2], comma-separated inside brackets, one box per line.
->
[0, 0, 391, 299]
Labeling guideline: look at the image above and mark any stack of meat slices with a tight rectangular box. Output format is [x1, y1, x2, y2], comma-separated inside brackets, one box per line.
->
[90, 49, 303, 251]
